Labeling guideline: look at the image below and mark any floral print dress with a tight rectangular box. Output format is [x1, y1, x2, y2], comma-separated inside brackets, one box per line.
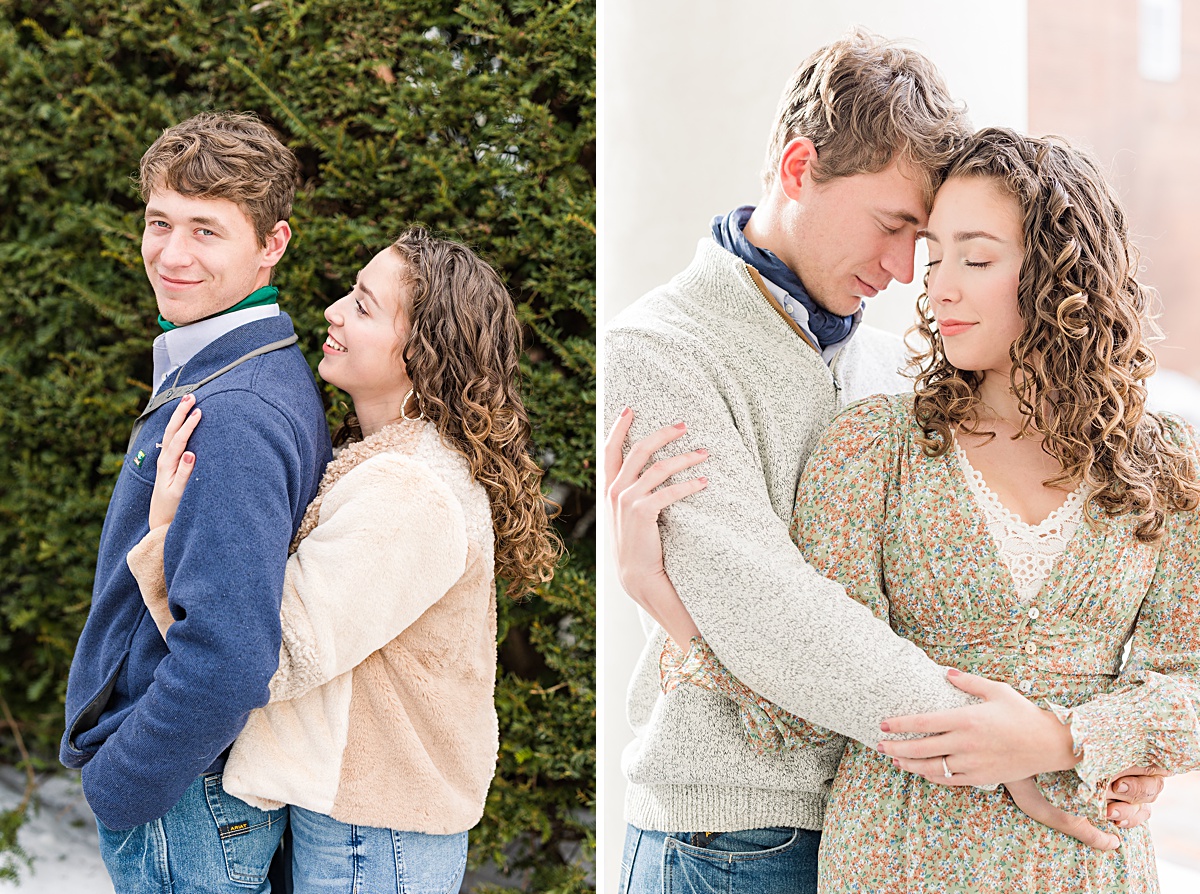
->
[663, 393, 1200, 893]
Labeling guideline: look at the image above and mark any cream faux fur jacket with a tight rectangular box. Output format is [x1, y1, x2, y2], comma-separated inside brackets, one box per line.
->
[127, 418, 498, 834]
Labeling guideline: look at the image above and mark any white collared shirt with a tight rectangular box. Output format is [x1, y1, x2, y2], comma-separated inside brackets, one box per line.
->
[755, 274, 862, 365]
[151, 304, 280, 394]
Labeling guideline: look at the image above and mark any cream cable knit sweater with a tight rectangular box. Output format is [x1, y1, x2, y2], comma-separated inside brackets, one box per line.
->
[128, 418, 498, 834]
[604, 238, 976, 833]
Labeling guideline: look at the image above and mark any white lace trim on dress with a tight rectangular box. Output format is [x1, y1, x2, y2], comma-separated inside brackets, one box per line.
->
[954, 439, 1091, 604]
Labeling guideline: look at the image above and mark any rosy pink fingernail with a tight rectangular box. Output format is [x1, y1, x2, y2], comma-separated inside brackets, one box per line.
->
[880, 721, 890, 732]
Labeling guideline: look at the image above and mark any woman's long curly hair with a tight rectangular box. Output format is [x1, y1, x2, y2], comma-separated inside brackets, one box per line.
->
[334, 228, 562, 596]
[910, 127, 1198, 542]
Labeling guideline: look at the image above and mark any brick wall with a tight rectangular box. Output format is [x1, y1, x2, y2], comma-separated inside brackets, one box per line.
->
[1029, 0, 1200, 377]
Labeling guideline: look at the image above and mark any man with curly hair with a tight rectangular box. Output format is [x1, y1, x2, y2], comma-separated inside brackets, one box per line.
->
[60, 112, 330, 893]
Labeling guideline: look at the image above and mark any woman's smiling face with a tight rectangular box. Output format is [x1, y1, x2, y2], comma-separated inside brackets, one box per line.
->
[923, 175, 1026, 384]
[318, 247, 413, 411]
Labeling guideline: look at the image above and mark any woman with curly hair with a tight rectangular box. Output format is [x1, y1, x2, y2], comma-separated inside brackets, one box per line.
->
[607, 128, 1200, 891]
[130, 227, 561, 892]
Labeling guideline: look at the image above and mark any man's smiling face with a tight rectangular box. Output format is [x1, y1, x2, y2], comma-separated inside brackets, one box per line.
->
[141, 189, 274, 326]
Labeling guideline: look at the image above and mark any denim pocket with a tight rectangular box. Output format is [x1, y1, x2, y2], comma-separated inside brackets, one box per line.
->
[202, 775, 287, 886]
[663, 827, 819, 894]
[95, 814, 170, 893]
[617, 826, 643, 894]
[392, 829, 469, 894]
[670, 826, 800, 858]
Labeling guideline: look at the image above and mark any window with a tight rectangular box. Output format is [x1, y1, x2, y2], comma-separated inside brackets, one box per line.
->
[1139, 0, 1182, 82]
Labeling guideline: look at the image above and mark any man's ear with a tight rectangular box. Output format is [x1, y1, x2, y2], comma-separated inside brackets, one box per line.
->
[778, 137, 819, 202]
[260, 220, 292, 270]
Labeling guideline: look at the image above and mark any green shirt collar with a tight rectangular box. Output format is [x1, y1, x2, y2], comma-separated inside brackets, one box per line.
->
[158, 285, 280, 332]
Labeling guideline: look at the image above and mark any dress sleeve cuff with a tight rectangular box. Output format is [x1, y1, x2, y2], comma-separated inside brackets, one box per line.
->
[126, 525, 173, 638]
[660, 635, 840, 755]
[1047, 670, 1200, 787]
[1044, 699, 1114, 822]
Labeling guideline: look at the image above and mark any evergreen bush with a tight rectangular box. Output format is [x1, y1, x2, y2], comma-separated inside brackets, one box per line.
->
[0, 1, 595, 889]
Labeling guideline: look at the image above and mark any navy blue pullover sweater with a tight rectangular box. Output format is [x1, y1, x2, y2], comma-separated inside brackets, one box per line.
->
[61, 314, 332, 830]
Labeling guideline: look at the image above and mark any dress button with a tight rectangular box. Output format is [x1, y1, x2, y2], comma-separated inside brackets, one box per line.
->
[1077, 783, 1090, 798]
[1018, 680, 1032, 694]
[1025, 642, 1038, 655]
[1028, 607, 1040, 621]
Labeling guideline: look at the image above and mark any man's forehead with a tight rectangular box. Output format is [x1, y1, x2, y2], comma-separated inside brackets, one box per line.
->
[878, 207, 925, 227]
[144, 189, 246, 223]
[892, 160, 937, 218]
[837, 159, 933, 221]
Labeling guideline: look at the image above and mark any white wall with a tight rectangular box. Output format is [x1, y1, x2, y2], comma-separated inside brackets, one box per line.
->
[596, 2, 1028, 888]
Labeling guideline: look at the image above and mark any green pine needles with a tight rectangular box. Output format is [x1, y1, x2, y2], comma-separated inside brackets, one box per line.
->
[0, 1, 595, 890]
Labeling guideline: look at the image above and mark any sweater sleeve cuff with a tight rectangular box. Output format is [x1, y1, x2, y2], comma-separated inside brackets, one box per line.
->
[126, 525, 173, 638]
[660, 635, 840, 755]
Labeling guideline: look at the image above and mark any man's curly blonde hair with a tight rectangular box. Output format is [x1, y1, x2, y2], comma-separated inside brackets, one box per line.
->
[764, 28, 972, 208]
[137, 111, 298, 246]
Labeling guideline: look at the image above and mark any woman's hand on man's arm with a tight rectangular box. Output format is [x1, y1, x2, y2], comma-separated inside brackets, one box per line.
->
[876, 668, 1078, 783]
[604, 407, 708, 647]
[877, 668, 1163, 844]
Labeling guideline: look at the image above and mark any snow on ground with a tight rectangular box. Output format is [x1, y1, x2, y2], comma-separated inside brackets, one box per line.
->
[0, 768, 112, 893]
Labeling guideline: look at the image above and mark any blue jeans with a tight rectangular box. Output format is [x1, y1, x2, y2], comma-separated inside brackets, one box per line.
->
[617, 824, 820, 894]
[96, 773, 287, 893]
[289, 805, 468, 894]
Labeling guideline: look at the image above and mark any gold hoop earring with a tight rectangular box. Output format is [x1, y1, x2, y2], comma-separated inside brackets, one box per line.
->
[400, 388, 424, 420]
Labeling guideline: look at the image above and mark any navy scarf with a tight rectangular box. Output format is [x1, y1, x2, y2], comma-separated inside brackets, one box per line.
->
[711, 206, 854, 349]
